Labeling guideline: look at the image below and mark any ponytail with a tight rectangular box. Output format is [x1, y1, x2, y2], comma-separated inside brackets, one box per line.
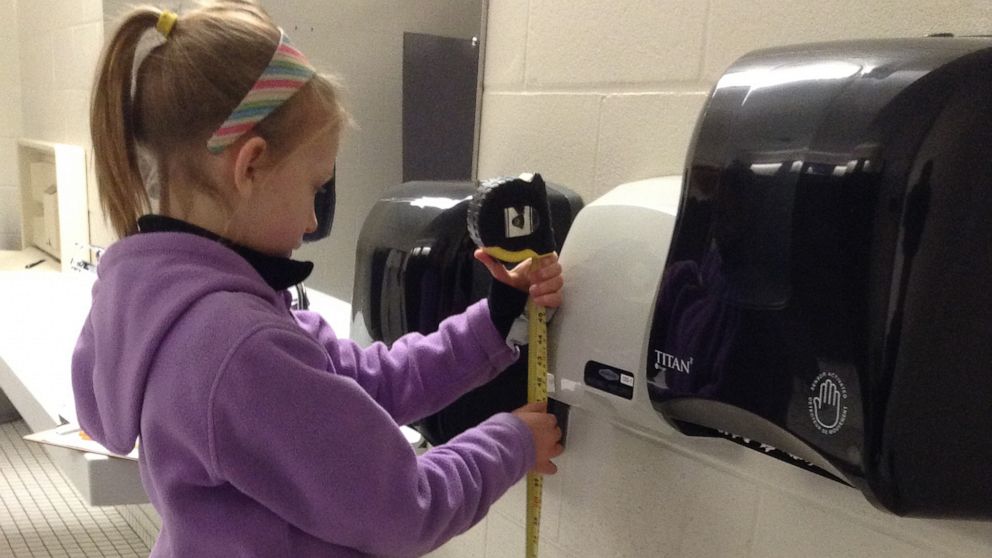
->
[90, 8, 160, 238]
[91, 2, 348, 240]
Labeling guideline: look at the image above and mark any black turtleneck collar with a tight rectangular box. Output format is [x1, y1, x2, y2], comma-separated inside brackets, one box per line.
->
[136, 215, 314, 291]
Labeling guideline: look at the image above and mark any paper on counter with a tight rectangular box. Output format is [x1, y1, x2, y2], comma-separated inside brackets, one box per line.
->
[23, 424, 139, 462]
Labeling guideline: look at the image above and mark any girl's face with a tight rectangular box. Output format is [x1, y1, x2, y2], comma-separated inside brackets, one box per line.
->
[230, 127, 339, 257]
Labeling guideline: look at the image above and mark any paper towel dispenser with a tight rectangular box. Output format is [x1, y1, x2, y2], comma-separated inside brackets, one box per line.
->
[552, 37, 992, 518]
[352, 180, 582, 445]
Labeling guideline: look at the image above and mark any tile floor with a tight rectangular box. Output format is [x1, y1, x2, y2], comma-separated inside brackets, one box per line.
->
[0, 420, 150, 557]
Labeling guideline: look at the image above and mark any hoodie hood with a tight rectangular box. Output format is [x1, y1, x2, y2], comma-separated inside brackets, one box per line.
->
[72, 232, 281, 455]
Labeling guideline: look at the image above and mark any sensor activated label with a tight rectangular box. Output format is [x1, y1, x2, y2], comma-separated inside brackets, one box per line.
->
[808, 370, 848, 435]
[584, 360, 634, 400]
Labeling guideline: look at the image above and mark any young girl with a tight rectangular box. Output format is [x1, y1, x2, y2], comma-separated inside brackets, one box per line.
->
[72, 2, 564, 556]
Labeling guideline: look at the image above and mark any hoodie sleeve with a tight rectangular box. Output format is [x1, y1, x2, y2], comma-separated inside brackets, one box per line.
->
[208, 322, 534, 557]
[293, 299, 519, 426]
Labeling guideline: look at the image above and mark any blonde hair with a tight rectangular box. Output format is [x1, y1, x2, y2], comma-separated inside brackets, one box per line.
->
[91, 1, 347, 238]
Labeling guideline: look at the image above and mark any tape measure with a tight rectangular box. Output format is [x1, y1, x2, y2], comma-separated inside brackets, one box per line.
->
[467, 173, 556, 558]
[525, 296, 549, 558]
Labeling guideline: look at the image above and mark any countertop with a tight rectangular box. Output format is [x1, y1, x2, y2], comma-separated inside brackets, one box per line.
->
[0, 268, 354, 505]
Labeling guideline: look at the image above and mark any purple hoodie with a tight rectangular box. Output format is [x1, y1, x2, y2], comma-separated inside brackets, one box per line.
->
[72, 232, 535, 557]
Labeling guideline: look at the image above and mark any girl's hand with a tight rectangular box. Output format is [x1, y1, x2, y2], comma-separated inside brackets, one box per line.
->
[474, 249, 564, 308]
[512, 401, 564, 475]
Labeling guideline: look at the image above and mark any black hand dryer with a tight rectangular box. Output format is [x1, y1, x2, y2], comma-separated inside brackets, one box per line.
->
[655, 36, 992, 518]
[352, 180, 582, 445]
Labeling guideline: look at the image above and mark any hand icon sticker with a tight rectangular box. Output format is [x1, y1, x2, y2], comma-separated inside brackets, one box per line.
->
[808, 372, 848, 435]
[812, 379, 841, 429]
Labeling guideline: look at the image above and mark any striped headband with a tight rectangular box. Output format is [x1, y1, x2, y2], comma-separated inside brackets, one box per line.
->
[207, 30, 317, 154]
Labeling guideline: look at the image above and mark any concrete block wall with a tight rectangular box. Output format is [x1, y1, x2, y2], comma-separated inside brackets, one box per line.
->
[426, 1, 992, 557]
[478, 0, 992, 197]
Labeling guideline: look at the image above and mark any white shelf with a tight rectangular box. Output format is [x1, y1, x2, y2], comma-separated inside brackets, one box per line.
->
[0, 247, 61, 271]
[17, 139, 92, 273]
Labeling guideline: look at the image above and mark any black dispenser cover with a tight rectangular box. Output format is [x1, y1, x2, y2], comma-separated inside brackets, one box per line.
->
[648, 37, 992, 518]
[352, 180, 582, 445]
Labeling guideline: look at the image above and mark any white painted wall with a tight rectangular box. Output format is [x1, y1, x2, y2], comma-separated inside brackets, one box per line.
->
[0, 0, 107, 255]
[16, 0, 107, 254]
[264, 0, 483, 301]
[424, 1, 992, 557]
[0, 0, 23, 250]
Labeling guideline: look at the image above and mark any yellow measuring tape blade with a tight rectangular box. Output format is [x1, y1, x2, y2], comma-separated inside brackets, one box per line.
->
[525, 291, 549, 558]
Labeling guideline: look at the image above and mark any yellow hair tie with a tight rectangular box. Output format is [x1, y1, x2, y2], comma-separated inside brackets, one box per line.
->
[156, 10, 178, 38]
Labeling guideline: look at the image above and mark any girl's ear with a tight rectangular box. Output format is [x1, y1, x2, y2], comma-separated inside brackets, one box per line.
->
[232, 136, 269, 198]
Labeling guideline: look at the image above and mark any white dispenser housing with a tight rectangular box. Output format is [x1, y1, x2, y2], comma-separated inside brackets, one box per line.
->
[549, 176, 680, 437]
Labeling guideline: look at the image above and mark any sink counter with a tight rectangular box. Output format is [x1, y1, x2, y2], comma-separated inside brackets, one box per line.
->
[0, 270, 353, 505]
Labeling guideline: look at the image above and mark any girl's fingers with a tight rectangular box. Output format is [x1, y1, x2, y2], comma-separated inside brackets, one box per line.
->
[529, 275, 564, 297]
[532, 292, 562, 308]
[536, 460, 559, 475]
[475, 249, 564, 300]
[474, 249, 513, 285]
[517, 401, 547, 413]
[529, 260, 561, 282]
